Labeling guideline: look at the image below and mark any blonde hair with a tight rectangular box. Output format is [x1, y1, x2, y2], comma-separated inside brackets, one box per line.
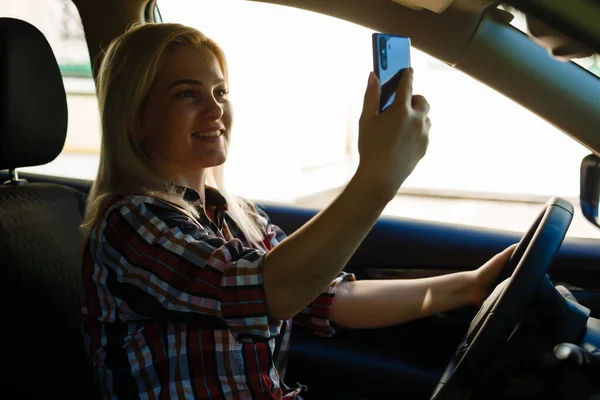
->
[82, 23, 264, 243]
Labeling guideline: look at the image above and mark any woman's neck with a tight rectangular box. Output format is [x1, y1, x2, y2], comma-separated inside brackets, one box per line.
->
[164, 167, 207, 205]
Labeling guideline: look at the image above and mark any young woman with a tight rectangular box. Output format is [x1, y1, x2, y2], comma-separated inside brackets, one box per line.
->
[81, 23, 515, 399]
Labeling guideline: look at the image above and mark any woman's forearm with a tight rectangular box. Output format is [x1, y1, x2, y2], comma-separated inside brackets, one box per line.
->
[330, 272, 478, 329]
[262, 175, 389, 321]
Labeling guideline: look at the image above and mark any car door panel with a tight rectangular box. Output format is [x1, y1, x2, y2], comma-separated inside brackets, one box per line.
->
[262, 202, 600, 280]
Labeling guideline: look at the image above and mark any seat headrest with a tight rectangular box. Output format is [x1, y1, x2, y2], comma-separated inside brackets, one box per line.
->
[0, 18, 68, 171]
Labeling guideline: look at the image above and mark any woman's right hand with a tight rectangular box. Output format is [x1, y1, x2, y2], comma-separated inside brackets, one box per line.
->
[355, 69, 431, 202]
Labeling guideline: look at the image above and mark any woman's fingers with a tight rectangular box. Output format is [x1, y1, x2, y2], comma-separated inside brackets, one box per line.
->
[360, 72, 381, 120]
[389, 68, 414, 113]
[412, 95, 430, 114]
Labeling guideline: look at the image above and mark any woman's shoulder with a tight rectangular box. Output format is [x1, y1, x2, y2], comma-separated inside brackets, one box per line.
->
[109, 194, 184, 215]
[92, 194, 197, 234]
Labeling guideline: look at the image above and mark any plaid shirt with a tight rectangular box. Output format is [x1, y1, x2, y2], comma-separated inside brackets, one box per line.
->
[82, 187, 355, 399]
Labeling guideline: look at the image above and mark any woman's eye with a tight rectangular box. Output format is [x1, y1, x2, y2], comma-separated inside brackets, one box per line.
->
[176, 90, 195, 98]
[216, 89, 229, 97]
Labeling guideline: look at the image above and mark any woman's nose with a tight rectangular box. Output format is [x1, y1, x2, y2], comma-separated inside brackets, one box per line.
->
[203, 96, 223, 119]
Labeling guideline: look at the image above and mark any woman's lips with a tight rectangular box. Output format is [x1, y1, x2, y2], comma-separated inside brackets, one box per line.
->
[192, 130, 223, 142]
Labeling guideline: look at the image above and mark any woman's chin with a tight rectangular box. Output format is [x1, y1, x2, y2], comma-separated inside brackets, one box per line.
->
[194, 154, 227, 169]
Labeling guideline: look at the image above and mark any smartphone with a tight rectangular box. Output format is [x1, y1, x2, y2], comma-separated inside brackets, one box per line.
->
[372, 33, 411, 112]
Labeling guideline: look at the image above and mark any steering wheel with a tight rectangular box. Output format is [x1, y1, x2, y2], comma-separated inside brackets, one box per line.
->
[431, 197, 574, 400]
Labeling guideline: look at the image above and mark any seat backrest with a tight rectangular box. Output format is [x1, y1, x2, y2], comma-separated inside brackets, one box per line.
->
[0, 17, 96, 398]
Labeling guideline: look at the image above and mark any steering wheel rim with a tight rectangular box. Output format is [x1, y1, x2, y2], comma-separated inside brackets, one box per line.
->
[431, 197, 574, 400]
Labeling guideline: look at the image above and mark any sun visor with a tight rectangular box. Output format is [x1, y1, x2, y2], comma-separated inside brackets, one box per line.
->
[526, 15, 594, 61]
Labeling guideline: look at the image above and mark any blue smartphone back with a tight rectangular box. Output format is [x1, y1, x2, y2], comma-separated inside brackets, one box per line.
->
[372, 33, 411, 112]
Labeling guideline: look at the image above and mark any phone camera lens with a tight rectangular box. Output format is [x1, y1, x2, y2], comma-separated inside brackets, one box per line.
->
[379, 37, 388, 70]
[379, 37, 387, 49]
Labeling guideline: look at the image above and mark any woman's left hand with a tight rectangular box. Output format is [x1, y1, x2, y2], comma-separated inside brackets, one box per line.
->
[469, 244, 518, 306]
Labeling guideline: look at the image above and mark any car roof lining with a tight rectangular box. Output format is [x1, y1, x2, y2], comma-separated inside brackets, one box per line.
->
[389, 0, 495, 14]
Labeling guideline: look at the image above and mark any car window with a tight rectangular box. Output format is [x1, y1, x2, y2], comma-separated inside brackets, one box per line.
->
[2, 0, 101, 179]
[4, 0, 598, 239]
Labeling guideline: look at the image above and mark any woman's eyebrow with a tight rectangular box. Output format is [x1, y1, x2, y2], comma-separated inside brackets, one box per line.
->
[170, 79, 202, 88]
[170, 78, 225, 88]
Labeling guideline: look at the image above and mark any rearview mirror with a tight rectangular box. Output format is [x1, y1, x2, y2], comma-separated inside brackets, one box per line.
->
[580, 153, 600, 228]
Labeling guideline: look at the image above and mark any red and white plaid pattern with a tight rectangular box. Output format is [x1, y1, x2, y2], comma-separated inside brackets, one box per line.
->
[82, 191, 355, 399]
